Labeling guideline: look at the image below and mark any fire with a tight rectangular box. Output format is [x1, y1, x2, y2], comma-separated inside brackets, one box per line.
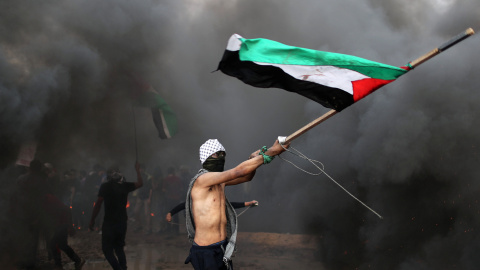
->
[126, 201, 130, 208]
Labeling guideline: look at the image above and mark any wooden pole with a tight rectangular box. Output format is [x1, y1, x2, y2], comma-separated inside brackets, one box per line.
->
[409, 28, 475, 68]
[131, 105, 139, 162]
[284, 109, 337, 143]
[281, 28, 475, 144]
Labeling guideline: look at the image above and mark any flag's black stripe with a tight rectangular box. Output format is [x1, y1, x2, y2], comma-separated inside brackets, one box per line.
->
[218, 50, 354, 111]
[151, 108, 168, 139]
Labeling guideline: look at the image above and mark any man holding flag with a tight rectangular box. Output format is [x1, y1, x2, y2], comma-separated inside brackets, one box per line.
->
[181, 28, 474, 269]
[217, 29, 473, 144]
[184, 138, 289, 270]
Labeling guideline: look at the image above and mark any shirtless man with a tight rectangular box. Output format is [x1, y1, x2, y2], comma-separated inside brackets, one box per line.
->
[185, 138, 288, 270]
[166, 200, 258, 222]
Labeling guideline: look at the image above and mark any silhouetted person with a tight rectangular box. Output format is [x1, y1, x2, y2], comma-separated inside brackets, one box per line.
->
[43, 192, 85, 270]
[89, 163, 143, 270]
[14, 159, 47, 269]
[44, 162, 61, 200]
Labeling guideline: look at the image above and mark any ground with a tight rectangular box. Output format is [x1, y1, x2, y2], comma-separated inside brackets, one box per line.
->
[22, 228, 326, 270]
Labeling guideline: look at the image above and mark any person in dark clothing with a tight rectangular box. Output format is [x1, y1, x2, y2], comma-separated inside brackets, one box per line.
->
[89, 162, 143, 270]
[14, 159, 48, 269]
[166, 200, 258, 222]
[43, 193, 85, 270]
[44, 163, 61, 200]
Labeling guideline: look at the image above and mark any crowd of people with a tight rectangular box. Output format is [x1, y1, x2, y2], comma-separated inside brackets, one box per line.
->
[7, 159, 189, 270]
[5, 137, 286, 270]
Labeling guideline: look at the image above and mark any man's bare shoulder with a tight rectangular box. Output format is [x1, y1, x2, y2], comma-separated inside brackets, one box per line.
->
[193, 170, 235, 189]
[193, 171, 217, 189]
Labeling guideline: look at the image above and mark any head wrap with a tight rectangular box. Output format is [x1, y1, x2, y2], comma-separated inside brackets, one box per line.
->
[199, 139, 226, 164]
[107, 165, 124, 182]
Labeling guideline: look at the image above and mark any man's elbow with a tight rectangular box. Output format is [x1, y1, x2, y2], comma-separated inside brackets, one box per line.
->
[236, 171, 256, 184]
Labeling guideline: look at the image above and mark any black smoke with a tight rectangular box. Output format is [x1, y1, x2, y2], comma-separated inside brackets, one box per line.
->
[1, 0, 480, 269]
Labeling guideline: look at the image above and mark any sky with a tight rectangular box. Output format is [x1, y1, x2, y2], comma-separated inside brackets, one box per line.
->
[1, 0, 480, 269]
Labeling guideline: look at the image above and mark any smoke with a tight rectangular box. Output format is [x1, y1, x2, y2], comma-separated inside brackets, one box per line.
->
[1, 0, 480, 269]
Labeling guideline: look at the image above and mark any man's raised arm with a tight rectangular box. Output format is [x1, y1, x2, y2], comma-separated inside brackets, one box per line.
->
[196, 140, 289, 188]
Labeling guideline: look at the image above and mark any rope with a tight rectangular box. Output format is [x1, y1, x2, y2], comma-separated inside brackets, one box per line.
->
[278, 145, 383, 220]
[236, 205, 252, 217]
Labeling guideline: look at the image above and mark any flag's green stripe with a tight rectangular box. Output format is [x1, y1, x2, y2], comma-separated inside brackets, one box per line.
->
[238, 38, 407, 80]
[136, 92, 177, 136]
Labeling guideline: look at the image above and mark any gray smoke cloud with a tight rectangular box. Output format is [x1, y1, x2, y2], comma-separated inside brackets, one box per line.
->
[1, 0, 480, 269]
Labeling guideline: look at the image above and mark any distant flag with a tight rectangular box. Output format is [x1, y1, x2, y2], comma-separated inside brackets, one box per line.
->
[129, 74, 177, 139]
[217, 34, 410, 111]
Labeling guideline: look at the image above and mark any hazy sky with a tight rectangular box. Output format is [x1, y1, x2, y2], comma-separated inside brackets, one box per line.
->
[1, 0, 480, 269]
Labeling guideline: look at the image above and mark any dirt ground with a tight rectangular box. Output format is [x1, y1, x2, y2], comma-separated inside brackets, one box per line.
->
[23, 227, 326, 270]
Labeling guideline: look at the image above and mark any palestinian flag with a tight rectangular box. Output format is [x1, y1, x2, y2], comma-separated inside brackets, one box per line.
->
[130, 74, 177, 139]
[217, 34, 411, 111]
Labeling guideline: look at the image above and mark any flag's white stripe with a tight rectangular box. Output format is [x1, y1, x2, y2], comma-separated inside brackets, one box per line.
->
[254, 62, 369, 95]
[226, 34, 243, 51]
[226, 33, 368, 94]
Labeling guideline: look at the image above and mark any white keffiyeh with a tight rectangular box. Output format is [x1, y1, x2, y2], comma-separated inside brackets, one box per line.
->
[199, 139, 226, 164]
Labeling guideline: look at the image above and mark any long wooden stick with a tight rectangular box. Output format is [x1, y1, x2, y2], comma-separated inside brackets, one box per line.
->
[282, 28, 475, 144]
[131, 104, 139, 162]
[409, 28, 475, 68]
[284, 109, 337, 143]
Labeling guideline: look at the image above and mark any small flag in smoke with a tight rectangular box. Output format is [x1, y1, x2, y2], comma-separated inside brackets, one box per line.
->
[129, 73, 178, 139]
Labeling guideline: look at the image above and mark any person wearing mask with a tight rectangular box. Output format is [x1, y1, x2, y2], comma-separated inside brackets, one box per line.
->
[184, 139, 288, 270]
